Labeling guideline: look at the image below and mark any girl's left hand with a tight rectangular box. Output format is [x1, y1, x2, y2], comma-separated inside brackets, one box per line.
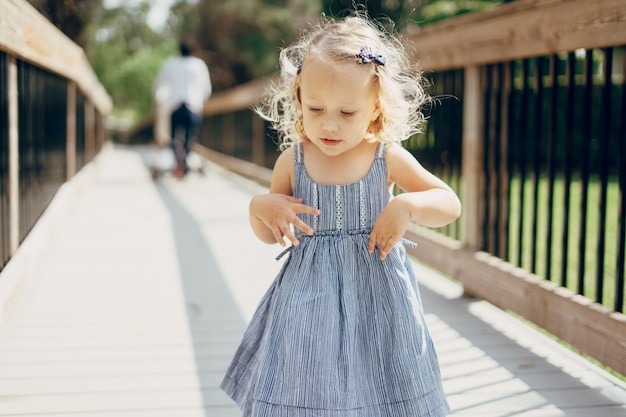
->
[368, 198, 410, 260]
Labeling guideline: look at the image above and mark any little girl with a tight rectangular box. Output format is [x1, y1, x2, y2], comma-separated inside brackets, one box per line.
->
[221, 12, 461, 417]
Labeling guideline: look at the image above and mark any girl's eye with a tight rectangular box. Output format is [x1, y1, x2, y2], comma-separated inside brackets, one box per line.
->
[341, 111, 355, 117]
[308, 107, 323, 112]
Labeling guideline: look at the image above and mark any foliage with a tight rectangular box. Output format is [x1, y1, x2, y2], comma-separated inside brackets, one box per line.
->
[322, 0, 505, 29]
[419, 0, 504, 25]
[85, 2, 179, 125]
[27, 0, 101, 47]
[188, 0, 322, 89]
[28, 0, 511, 126]
[322, 0, 426, 31]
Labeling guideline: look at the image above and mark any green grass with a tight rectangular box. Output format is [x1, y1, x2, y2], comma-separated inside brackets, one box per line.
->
[404, 166, 624, 312]
[505, 174, 623, 311]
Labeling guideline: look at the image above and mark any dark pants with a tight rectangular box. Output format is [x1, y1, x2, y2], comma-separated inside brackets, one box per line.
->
[170, 103, 202, 170]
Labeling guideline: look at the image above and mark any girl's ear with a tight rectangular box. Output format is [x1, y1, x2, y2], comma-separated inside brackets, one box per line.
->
[368, 101, 383, 135]
[371, 102, 381, 122]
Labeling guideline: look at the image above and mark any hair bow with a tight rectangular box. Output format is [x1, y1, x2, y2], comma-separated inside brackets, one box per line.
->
[359, 48, 386, 66]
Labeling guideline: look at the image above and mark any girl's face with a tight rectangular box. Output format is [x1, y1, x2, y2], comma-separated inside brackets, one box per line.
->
[299, 56, 380, 157]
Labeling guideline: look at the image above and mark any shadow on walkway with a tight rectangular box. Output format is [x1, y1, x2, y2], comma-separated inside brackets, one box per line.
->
[154, 180, 245, 416]
[413, 263, 626, 416]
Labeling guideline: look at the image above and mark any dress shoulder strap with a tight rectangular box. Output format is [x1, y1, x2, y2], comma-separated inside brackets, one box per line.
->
[294, 142, 304, 165]
[376, 142, 387, 159]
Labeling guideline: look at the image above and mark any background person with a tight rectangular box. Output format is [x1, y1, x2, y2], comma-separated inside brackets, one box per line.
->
[153, 39, 212, 179]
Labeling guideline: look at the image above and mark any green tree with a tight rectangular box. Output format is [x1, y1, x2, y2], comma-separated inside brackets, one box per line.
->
[322, 0, 426, 30]
[322, 0, 506, 29]
[418, 0, 504, 25]
[84, 2, 178, 125]
[188, 0, 321, 90]
[27, 0, 101, 47]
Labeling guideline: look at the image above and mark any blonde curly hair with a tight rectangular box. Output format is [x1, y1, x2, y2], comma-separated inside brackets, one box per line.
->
[257, 12, 428, 150]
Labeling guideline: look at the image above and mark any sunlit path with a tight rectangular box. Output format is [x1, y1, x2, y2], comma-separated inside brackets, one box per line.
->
[0, 145, 625, 417]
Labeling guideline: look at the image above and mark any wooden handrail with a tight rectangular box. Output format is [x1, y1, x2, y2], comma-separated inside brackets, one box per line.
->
[405, 0, 626, 71]
[0, 0, 112, 114]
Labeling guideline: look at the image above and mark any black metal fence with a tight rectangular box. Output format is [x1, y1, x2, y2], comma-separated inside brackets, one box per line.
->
[405, 69, 465, 241]
[17, 61, 68, 243]
[407, 48, 625, 313]
[0, 57, 106, 272]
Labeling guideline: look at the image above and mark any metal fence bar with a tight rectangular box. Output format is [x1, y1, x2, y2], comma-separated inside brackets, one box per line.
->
[577, 49, 593, 296]
[450, 70, 464, 242]
[516, 59, 530, 268]
[618, 51, 626, 313]
[560, 52, 576, 288]
[545, 54, 559, 282]
[596, 48, 612, 304]
[505, 61, 515, 265]
[530, 56, 544, 274]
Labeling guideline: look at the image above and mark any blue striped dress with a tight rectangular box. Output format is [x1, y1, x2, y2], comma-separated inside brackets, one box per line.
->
[221, 142, 449, 417]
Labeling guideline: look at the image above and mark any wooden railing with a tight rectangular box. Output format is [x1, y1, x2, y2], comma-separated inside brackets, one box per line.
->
[129, 0, 626, 377]
[0, 0, 112, 271]
[402, 0, 626, 377]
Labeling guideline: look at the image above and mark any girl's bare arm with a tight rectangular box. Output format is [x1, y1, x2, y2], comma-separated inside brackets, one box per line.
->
[368, 143, 461, 259]
[249, 147, 320, 246]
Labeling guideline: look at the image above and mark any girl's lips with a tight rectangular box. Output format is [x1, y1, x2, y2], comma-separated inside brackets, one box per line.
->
[321, 138, 341, 146]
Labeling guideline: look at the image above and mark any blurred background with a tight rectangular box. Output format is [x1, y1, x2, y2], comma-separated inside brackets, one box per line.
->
[26, 0, 512, 128]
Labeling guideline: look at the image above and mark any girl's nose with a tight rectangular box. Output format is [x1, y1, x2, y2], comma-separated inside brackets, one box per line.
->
[321, 116, 339, 133]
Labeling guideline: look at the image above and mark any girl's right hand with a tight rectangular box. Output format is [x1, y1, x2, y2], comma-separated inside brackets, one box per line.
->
[250, 194, 320, 247]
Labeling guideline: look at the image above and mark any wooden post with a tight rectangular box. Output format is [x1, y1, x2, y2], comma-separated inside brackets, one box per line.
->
[461, 65, 485, 251]
[222, 113, 235, 156]
[251, 114, 265, 166]
[66, 81, 76, 180]
[85, 99, 95, 162]
[96, 112, 104, 150]
[7, 56, 19, 256]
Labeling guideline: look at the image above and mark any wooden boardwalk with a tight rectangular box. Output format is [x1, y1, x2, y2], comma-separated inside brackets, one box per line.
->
[0, 144, 625, 417]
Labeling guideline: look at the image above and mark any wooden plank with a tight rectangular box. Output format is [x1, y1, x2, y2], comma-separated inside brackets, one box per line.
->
[85, 100, 96, 161]
[0, 389, 230, 415]
[405, 225, 626, 378]
[66, 81, 76, 179]
[405, 0, 626, 71]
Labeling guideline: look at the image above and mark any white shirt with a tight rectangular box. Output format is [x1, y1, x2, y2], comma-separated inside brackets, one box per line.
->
[153, 55, 212, 114]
